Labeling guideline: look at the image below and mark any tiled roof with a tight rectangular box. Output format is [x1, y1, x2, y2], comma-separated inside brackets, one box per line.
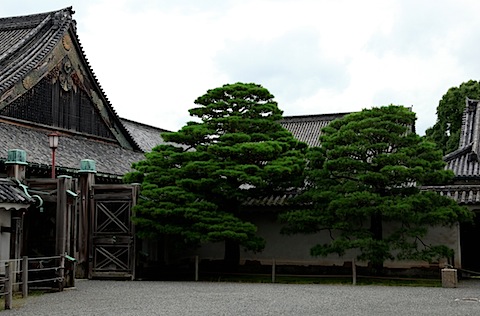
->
[0, 7, 141, 152]
[0, 178, 34, 206]
[243, 193, 299, 207]
[120, 118, 171, 152]
[280, 113, 348, 147]
[444, 99, 480, 178]
[0, 7, 73, 96]
[119, 112, 349, 154]
[0, 121, 144, 176]
[421, 185, 480, 205]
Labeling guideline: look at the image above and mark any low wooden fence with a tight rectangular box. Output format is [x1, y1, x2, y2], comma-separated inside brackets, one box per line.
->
[0, 255, 72, 310]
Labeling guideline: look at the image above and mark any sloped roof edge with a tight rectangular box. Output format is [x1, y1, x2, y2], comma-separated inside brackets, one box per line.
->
[65, 10, 142, 152]
[0, 7, 142, 152]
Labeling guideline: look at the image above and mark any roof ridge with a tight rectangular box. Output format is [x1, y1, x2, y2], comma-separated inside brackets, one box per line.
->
[281, 112, 349, 122]
[69, 28, 142, 151]
[0, 13, 52, 64]
[0, 7, 74, 95]
[443, 142, 473, 162]
[0, 7, 73, 29]
[120, 117, 171, 132]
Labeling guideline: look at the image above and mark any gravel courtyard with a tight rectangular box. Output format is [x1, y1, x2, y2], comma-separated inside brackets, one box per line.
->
[2, 279, 480, 316]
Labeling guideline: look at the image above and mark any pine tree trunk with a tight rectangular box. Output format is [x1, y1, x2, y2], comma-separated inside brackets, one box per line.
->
[370, 213, 384, 275]
[224, 239, 240, 271]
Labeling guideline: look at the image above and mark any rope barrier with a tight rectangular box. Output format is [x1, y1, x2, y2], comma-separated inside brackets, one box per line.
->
[457, 268, 480, 276]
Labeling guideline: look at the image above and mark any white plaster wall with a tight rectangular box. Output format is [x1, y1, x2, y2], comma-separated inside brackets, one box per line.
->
[382, 221, 459, 268]
[0, 210, 11, 274]
[190, 213, 460, 269]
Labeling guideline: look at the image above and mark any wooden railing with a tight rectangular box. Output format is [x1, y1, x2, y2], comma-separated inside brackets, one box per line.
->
[0, 255, 72, 310]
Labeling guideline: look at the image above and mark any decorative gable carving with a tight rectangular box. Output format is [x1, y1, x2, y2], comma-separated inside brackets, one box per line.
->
[0, 8, 140, 151]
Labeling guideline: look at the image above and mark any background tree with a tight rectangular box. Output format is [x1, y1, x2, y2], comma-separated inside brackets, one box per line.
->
[425, 80, 480, 154]
[281, 105, 472, 273]
[125, 82, 307, 268]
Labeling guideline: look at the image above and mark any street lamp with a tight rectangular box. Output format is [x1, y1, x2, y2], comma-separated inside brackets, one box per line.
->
[48, 132, 59, 179]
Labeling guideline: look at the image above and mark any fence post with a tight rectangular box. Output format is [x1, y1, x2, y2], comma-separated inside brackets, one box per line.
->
[58, 254, 65, 292]
[22, 256, 28, 298]
[272, 258, 276, 283]
[5, 261, 12, 310]
[352, 258, 357, 285]
[194, 256, 199, 281]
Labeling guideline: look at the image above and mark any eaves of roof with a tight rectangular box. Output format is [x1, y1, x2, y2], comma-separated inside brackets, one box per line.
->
[0, 178, 35, 205]
[0, 120, 144, 176]
[421, 184, 480, 205]
[242, 193, 300, 207]
[0, 7, 73, 96]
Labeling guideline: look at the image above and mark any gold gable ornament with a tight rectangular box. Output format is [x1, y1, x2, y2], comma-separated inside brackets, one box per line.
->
[22, 76, 34, 90]
[62, 34, 72, 51]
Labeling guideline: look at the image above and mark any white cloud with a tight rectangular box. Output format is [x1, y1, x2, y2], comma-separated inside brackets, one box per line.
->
[2, 0, 480, 135]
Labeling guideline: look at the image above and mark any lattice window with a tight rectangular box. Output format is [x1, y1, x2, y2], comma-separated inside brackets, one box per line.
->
[1, 74, 115, 140]
[79, 90, 114, 138]
[1, 76, 53, 125]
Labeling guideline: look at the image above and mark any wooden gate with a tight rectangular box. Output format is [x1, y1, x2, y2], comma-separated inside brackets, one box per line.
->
[89, 184, 138, 279]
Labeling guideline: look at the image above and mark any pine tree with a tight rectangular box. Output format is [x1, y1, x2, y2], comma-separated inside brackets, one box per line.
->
[282, 105, 472, 272]
[126, 83, 307, 267]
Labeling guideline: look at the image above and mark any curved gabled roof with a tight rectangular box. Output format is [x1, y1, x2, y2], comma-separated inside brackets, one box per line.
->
[0, 7, 142, 152]
[0, 7, 73, 95]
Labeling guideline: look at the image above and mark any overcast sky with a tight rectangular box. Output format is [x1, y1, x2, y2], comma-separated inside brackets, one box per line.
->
[2, 0, 480, 135]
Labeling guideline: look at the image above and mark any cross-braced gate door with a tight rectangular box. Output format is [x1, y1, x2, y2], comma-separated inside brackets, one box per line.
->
[89, 184, 138, 279]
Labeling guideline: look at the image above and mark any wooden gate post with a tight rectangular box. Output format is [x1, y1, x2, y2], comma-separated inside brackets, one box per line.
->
[6, 150, 28, 267]
[131, 183, 140, 281]
[79, 160, 96, 279]
[56, 176, 68, 257]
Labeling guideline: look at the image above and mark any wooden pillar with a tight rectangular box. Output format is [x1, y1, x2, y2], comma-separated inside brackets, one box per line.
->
[55, 176, 68, 256]
[6, 150, 28, 262]
[69, 179, 79, 269]
[58, 176, 73, 256]
[5, 149, 27, 183]
[78, 159, 96, 279]
[131, 183, 140, 280]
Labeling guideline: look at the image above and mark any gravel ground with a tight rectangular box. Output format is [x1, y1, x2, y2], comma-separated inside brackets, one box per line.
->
[2, 279, 480, 316]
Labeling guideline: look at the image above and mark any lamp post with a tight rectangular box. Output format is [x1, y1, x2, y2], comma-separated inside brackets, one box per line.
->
[48, 132, 59, 179]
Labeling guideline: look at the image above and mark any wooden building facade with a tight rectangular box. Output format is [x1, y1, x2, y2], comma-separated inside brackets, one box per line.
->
[0, 7, 160, 280]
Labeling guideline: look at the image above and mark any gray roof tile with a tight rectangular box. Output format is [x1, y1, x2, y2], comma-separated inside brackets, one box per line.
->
[280, 113, 348, 147]
[0, 121, 144, 176]
[120, 118, 171, 152]
[0, 7, 73, 96]
[0, 178, 34, 205]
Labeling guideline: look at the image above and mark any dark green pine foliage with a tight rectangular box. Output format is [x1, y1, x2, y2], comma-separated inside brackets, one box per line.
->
[125, 83, 307, 266]
[425, 80, 480, 154]
[281, 105, 472, 270]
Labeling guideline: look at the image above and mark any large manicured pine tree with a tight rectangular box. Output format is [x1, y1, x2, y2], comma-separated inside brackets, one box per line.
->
[281, 105, 472, 272]
[125, 83, 307, 267]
